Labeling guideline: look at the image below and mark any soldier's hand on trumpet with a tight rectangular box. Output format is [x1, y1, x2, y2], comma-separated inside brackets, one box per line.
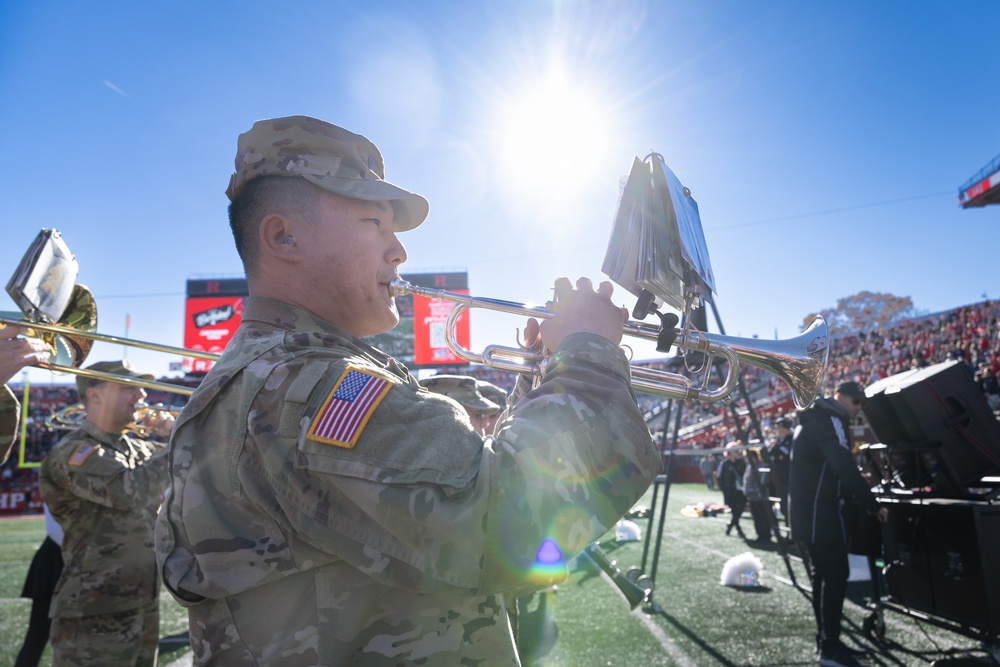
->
[149, 410, 176, 440]
[522, 277, 628, 352]
[134, 406, 177, 441]
[0, 325, 50, 385]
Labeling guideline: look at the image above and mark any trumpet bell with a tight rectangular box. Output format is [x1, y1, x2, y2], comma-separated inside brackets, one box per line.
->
[715, 315, 829, 411]
[44, 402, 87, 431]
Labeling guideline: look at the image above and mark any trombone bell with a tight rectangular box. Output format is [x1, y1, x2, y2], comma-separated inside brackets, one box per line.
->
[0, 284, 98, 369]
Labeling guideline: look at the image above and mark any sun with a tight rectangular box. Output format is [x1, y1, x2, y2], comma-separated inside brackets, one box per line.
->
[493, 67, 619, 207]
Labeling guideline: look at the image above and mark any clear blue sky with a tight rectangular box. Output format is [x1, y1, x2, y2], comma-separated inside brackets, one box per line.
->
[3, 0, 999, 384]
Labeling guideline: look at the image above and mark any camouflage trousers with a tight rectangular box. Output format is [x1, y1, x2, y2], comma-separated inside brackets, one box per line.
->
[50, 598, 159, 667]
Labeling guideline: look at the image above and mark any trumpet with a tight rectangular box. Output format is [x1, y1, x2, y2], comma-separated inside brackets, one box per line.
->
[46, 401, 180, 438]
[390, 278, 829, 409]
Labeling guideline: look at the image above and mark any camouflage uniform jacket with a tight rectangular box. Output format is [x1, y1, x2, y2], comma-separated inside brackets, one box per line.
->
[39, 419, 168, 618]
[156, 296, 661, 666]
[1, 385, 19, 465]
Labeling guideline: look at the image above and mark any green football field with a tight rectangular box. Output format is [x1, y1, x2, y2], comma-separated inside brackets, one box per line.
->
[0, 484, 992, 666]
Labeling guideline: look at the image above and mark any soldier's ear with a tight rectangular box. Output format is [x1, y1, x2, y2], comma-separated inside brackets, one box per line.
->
[259, 214, 304, 263]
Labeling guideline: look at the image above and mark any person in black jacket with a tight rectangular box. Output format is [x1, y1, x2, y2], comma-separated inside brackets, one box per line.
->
[717, 441, 747, 538]
[743, 449, 772, 543]
[789, 381, 889, 667]
[766, 418, 793, 522]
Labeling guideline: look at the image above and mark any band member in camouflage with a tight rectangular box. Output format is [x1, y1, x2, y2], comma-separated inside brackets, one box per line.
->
[155, 115, 661, 666]
[40, 360, 172, 667]
[476, 378, 510, 435]
[419, 373, 501, 435]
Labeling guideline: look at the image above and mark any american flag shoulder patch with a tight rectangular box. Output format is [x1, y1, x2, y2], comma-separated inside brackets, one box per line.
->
[307, 366, 394, 448]
[68, 443, 97, 467]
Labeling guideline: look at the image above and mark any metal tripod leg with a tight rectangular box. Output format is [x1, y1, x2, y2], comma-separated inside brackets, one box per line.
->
[766, 495, 804, 590]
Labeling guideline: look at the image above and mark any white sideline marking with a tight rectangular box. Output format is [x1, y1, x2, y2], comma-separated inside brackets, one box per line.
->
[634, 605, 699, 667]
[596, 570, 698, 667]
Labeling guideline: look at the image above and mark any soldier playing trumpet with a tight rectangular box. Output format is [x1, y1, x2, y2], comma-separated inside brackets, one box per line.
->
[155, 115, 661, 666]
[39, 360, 173, 667]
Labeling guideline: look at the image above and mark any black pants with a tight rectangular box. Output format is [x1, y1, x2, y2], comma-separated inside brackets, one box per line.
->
[747, 500, 772, 541]
[806, 541, 849, 654]
[15, 536, 64, 667]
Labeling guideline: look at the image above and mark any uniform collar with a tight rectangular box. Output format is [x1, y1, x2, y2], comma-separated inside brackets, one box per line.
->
[239, 296, 407, 377]
[241, 296, 345, 335]
[81, 419, 124, 447]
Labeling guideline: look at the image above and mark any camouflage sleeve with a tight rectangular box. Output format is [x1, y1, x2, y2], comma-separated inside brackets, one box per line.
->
[481, 333, 661, 591]
[0, 385, 19, 465]
[251, 332, 660, 598]
[43, 434, 169, 512]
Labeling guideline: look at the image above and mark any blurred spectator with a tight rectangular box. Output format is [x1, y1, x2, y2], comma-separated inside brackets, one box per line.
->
[718, 441, 747, 539]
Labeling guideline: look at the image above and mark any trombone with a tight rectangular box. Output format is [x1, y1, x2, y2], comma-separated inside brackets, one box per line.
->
[16, 319, 217, 396]
[1, 284, 218, 397]
[390, 278, 829, 410]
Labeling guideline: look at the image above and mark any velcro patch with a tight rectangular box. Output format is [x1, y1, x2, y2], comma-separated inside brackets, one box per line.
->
[307, 366, 393, 448]
[68, 443, 97, 467]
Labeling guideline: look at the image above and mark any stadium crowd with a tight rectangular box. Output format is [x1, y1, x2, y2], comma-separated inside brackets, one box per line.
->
[3, 298, 1000, 509]
[637, 298, 1000, 452]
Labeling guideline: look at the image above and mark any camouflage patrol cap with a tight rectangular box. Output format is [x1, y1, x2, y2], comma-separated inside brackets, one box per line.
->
[76, 360, 154, 395]
[420, 375, 500, 414]
[225, 115, 429, 231]
[475, 380, 508, 410]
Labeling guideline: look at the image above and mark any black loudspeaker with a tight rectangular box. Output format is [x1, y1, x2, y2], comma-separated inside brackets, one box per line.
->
[863, 360, 1000, 494]
[882, 499, 1000, 637]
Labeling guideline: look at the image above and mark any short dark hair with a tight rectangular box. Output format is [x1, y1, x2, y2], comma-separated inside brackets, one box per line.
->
[227, 176, 322, 275]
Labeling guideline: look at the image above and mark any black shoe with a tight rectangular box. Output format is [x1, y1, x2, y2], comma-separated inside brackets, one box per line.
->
[817, 647, 865, 667]
[725, 525, 733, 536]
[815, 644, 866, 660]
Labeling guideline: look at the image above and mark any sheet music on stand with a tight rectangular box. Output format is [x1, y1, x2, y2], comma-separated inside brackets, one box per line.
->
[602, 153, 716, 316]
[5, 228, 79, 323]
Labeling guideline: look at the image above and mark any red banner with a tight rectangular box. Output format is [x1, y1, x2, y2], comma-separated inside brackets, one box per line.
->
[0, 489, 44, 515]
[413, 289, 471, 365]
[182, 296, 244, 372]
[965, 177, 991, 202]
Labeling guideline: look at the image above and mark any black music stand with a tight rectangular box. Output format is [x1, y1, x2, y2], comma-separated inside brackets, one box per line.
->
[625, 298, 782, 610]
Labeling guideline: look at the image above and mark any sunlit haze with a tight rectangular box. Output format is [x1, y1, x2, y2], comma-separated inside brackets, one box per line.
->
[2, 1, 998, 384]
